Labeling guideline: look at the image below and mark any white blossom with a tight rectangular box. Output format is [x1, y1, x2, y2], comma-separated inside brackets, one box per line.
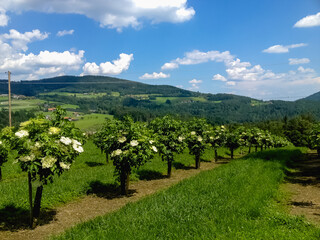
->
[15, 130, 29, 138]
[197, 136, 203, 142]
[72, 139, 82, 146]
[19, 154, 35, 162]
[178, 136, 184, 142]
[60, 136, 72, 145]
[118, 136, 127, 143]
[49, 127, 60, 135]
[73, 144, 84, 153]
[149, 140, 155, 144]
[111, 149, 122, 157]
[151, 146, 158, 152]
[59, 162, 71, 170]
[190, 131, 196, 135]
[0, 141, 2, 145]
[130, 140, 139, 147]
[41, 156, 57, 168]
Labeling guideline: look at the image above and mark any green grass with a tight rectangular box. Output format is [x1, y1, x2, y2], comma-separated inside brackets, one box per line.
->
[0, 99, 45, 111]
[53, 148, 320, 240]
[39, 92, 107, 99]
[74, 114, 113, 131]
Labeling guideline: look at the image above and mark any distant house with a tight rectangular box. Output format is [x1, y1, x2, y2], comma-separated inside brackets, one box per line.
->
[48, 107, 56, 112]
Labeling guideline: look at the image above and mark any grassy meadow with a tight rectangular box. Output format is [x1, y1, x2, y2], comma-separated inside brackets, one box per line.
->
[53, 148, 320, 240]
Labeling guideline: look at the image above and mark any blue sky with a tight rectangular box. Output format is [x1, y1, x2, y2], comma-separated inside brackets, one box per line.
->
[0, 0, 319, 100]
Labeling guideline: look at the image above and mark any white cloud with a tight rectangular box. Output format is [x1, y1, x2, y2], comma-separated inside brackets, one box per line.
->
[82, 53, 133, 75]
[189, 79, 202, 84]
[226, 81, 236, 86]
[297, 66, 315, 73]
[1, 0, 195, 31]
[213, 74, 227, 81]
[139, 71, 170, 79]
[294, 12, 320, 28]
[289, 58, 310, 65]
[161, 62, 179, 70]
[176, 85, 183, 88]
[0, 8, 9, 26]
[0, 29, 49, 52]
[57, 29, 74, 37]
[263, 43, 307, 53]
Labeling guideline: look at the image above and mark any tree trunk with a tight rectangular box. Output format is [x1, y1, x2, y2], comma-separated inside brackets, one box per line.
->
[167, 160, 172, 178]
[231, 148, 234, 159]
[0, 167, 2, 181]
[33, 185, 43, 219]
[260, 146, 263, 151]
[120, 170, 130, 195]
[255, 146, 258, 152]
[195, 154, 200, 169]
[28, 173, 34, 228]
[214, 149, 218, 162]
[105, 152, 109, 163]
[248, 145, 251, 154]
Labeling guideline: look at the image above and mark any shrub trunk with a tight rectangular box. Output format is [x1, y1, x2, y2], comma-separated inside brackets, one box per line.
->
[33, 185, 43, 219]
[167, 160, 172, 178]
[214, 149, 218, 162]
[120, 170, 130, 195]
[195, 154, 200, 169]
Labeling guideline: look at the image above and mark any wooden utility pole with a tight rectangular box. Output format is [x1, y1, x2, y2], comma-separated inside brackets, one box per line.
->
[8, 71, 12, 127]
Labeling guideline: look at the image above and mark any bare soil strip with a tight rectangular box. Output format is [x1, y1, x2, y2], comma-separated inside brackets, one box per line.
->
[284, 151, 320, 225]
[0, 160, 227, 240]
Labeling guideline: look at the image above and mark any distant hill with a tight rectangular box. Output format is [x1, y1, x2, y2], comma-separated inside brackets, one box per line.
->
[1, 75, 320, 124]
[301, 91, 320, 102]
[0, 75, 194, 97]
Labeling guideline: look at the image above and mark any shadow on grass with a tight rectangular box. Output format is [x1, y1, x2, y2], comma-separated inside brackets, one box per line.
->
[136, 169, 166, 181]
[86, 181, 136, 199]
[85, 161, 104, 167]
[0, 204, 56, 231]
[172, 162, 193, 170]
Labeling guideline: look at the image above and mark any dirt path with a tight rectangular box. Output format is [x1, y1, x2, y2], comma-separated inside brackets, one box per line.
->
[0, 160, 227, 240]
[283, 151, 320, 225]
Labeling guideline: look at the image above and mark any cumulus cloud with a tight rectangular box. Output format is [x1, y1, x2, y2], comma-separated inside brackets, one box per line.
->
[161, 62, 179, 70]
[139, 71, 170, 79]
[189, 79, 202, 84]
[82, 53, 133, 75]
[57, 29, 74, 37]
[297, 66, 315, 73]
[1, 0, 195, 31]
[0, 29, 49, 52]
[294, 12, 320, 28]
[288, 58, 310, 65]
[0, 8, 9, 26]
[226, 81, 236, 86]
[212, 74, 227, 81]
[263, 43, 307, 53]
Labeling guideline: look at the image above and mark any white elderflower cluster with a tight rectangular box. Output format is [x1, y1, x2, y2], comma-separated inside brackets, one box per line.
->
[15, 130, 29, 138]
[178, 136, 184, 142]
[59, 162, 71, 170]
[151, 146, 158, 152]
[49, 127, 60, 135]
[111, 149, 122, 157]
[72, 139, 83, 153]
[41, 156, 57, 169]
[130, 140, 139, 147]
[190, 131, 196, 135]
[118, 136, 127, 143]
[60, 136, 72, 145]
[19, 154, 35, 162]
[197, 136, 203, 142]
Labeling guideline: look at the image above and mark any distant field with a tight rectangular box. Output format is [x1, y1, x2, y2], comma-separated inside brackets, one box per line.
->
[40, 92, 107, 99]
[74, 113, 113, 131]
[0, 99, 45, 111]
[152, 96, 208, 104]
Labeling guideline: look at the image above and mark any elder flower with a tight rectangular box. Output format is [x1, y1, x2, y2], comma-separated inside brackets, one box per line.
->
[41, 156, 57, 168]
[197, 136, 203, 142]
[19, 154, 35, 162]
[15, 130, 29, 138]
[60, 136, 72, 145]
[111, 149, 122, 157]
[118, 136, 127, 143]
[130, 140, 139, 147]
[190, 131, 196, 135]
[59, 162, 71, 170]
[151, 146, 158, 152]
[49, 127, 60, 135]
[178, 136, 184, 142]
[73, 144, 84, 153]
